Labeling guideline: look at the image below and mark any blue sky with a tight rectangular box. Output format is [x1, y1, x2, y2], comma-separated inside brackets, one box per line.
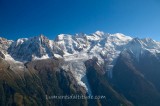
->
[0, 0, 160, 40]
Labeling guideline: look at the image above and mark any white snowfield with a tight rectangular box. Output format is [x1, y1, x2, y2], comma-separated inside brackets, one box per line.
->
[1, 31, 160, 94]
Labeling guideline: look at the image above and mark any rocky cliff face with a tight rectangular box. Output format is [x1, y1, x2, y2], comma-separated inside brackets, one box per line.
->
[111, 51, 160, 106]
[0, 58, 87, 106]
[8, 35, 63, 61]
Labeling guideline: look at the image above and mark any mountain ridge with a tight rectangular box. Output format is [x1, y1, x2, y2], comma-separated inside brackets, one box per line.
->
[1, 31, 160, 62]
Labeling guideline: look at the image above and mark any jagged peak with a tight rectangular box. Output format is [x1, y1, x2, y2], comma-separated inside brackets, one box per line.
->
[17, 34, 49, 43]
[0, 37, 13, 45]
[55, 34, 73, 41]
[0, 37, 13, 42]
[0, 37, 8, 42]
[0, 37, 5, 40]
[94, 31, 104, 36]
[32, 34, 48, 41]
[56, 34, 65, 41]
[142, 37, 156, 43]
[38, 34, 48, 40]
[131, 37, 156, 45]
[111, 33, 133, 41]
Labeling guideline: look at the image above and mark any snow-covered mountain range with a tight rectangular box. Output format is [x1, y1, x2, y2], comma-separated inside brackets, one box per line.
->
[1, 31, 160, 89]
[1, 31, 160, 106]
[1, 31, 160, 62]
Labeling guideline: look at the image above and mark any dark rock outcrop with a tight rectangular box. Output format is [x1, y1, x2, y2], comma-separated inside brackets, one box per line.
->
[0, 59, 87, 106]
